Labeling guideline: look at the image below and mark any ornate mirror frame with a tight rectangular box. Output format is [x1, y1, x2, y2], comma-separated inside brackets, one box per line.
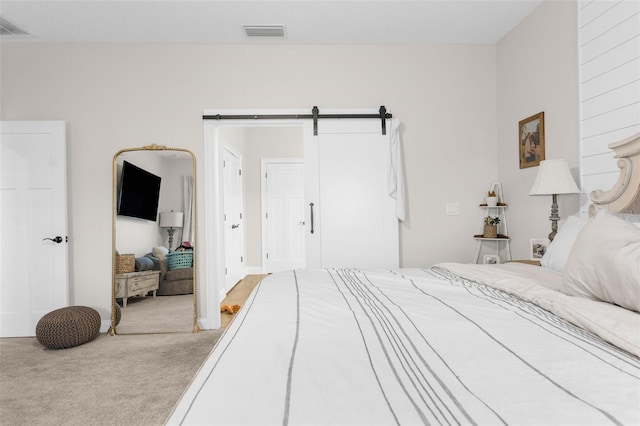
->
[109, 144, 200, 335]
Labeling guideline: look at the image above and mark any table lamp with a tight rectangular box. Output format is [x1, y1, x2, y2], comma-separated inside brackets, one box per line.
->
[529, 159, 580, 242]
[159, 211, 184, 251]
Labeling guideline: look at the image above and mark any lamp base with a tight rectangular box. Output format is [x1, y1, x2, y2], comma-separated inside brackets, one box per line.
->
[548, 193, 560, 242]
[167, 228, 176, 251]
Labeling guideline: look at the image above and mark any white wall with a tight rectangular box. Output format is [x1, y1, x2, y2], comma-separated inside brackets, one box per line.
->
[1, 43, 497, 325]
[496, 0, 581, 260]
[159, 156, 193, 246]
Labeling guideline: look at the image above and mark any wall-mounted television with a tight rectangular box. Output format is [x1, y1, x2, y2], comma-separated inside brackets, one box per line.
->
[117, 160, 162, 221]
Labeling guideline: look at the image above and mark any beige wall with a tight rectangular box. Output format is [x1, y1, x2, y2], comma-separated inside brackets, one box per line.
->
[1, 41, 502, 325]
[496, 0, 580, 260]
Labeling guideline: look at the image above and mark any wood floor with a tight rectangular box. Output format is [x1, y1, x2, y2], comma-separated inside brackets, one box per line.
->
[220, 274, 267, 328]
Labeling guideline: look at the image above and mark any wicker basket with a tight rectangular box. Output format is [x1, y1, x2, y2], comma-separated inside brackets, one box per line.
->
[115, 254, 135, 273]
[483, 225, 498, 238]
[166, 251, 193, 270]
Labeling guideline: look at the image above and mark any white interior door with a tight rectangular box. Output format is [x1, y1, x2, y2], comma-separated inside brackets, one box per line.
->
[0, 121, 69, 337]
[262, 160, 305, 273]
[304, 117, 399, 268]
[223, 147, 244, 293]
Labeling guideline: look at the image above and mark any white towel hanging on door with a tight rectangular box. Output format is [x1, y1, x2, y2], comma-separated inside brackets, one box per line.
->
[388, 118, 406, 221]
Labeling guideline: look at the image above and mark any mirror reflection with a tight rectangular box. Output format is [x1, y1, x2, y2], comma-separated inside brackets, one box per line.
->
[111, 146, 198, 335]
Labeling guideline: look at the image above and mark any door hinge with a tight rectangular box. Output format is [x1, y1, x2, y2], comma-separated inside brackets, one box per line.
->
[224, 214, 226, 221]
[239, 169, 242, 176]
[265, 172, 268, 179]
[239, 212, 243, 219]
[265, 212, 269, 219]
[266, 253, 269, 259]
[225, 267, 228, 275]
[241, 256, 244, 263]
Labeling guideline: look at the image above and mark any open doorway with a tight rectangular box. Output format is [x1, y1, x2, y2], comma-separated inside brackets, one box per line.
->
[211, 125, 304, 300]
[203, 108, 398, 330]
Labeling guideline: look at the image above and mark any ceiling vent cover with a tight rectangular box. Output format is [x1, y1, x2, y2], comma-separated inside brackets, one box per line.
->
[0, 16, 29, 36]
[243, 25, 286, 38]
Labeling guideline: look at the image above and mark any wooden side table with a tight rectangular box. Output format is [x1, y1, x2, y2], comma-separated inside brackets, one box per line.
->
[115, 270, 160, 308]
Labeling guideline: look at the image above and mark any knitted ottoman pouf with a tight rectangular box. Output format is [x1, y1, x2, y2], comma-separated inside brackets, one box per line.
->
[36, 306, 101, 349]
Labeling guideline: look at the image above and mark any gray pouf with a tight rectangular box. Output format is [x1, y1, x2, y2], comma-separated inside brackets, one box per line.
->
[36, 306, 101, 349]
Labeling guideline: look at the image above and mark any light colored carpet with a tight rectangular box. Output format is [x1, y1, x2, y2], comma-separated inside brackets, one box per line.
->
[0, 293, 222, 426]
[116, 294, 195, 334]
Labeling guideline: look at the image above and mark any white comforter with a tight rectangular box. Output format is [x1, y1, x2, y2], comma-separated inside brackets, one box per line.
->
[168, 266, 640, 426]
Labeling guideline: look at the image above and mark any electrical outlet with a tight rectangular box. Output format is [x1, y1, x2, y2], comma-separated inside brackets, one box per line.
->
[446, 202, 460, 216]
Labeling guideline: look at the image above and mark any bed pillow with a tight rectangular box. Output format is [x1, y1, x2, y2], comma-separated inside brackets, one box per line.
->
[152, 245, 169, 259]
[540, 215, 588, 272]
[563, 212, 640, 312]
[134, 256, 154, 271]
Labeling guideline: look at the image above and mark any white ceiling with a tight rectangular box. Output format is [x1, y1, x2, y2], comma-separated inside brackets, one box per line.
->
[0, 0, 542, 44]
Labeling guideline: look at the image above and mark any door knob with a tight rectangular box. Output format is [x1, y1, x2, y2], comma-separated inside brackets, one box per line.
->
[43, 236, 65, 244]
[231, 224, 239, 229]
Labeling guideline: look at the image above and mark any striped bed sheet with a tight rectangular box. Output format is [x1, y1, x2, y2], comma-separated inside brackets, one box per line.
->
[167, 266, 640, 425]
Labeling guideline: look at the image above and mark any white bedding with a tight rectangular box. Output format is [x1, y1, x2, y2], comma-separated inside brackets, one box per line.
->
[168, 266, 640, 426]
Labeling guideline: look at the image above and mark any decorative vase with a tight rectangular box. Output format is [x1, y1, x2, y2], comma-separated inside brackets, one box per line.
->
[485, 196, 498, 207]
[483, 225, 498, 238]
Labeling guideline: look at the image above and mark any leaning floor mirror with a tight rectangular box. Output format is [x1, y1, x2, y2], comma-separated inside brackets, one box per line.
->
[109, 144, 199, 335]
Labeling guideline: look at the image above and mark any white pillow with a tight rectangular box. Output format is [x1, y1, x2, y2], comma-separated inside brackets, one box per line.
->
[152, 245, 169, 259]
[540, 215, 588, 272]
[563, 212, 640, 312]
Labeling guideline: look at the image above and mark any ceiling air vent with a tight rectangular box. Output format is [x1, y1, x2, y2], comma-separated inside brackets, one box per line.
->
[243, 25, 286, 38]
[0, 16, 30, 36]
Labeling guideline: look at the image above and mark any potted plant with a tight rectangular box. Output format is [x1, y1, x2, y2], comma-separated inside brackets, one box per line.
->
[485, 190, 498, 207]
[483, 216, 501, 238]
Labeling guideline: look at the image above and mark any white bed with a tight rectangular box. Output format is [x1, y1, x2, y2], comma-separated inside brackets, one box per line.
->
[168, 134, 640, 426]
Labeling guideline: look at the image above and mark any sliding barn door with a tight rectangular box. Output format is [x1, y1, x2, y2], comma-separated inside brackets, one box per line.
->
[304, 118, 399, 268]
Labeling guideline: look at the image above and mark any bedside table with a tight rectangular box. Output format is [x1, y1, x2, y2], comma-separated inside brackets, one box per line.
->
[115, 270, 161, 307]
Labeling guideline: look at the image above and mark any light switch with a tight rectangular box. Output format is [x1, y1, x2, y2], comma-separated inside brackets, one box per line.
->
[446, 202, 459, 216]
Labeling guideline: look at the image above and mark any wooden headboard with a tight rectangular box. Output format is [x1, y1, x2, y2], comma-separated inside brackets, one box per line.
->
[590, 133, 640, 216]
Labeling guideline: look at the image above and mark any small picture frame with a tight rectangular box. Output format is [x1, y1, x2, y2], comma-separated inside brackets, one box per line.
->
[530, 238, 548, 261]
[519, 112, 545, 169]
[483, 254, 500, 265]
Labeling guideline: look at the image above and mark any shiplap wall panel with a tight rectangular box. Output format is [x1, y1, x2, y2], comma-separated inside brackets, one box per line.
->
[579, 0, 640, 214]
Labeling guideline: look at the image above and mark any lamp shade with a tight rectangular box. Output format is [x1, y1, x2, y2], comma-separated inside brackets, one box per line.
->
[159, 211, 184, 228]
[529, 159, 580, 195]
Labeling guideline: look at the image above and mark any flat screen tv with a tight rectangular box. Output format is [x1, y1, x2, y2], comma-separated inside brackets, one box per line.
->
[117, 160, 162, 221]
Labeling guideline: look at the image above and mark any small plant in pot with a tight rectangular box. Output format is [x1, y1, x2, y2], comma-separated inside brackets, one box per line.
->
[483, 216, 501, 238]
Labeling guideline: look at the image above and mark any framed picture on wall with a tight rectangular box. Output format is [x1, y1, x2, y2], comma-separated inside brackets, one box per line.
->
[519, 112, 545, 169]
[530, 238, 548, 261]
